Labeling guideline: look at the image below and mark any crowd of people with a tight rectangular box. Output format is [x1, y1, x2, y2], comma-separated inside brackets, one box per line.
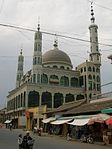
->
[18, 131, 34, 149]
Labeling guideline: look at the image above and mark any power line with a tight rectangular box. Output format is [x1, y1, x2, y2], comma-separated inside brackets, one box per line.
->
[87, 0, 112, 12]
[101, 82, 112, 87]
[0, 23, 112, 47]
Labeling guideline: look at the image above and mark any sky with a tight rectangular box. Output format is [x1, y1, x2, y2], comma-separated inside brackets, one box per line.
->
[0, 0, 112, 109]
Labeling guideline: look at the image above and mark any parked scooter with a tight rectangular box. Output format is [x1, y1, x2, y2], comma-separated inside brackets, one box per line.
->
[80, 134, 94, 144]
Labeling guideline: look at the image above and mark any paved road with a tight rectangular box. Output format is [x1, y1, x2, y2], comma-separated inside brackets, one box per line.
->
[0, 128, 111, 149]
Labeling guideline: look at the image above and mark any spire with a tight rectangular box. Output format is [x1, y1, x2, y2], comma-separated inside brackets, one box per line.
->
[90, 2, 95, 23]
[20, 49, 22, 55]
[53, 34, 58, 48]
[37, 17, 40, 31]
[16, 49, 24, 88]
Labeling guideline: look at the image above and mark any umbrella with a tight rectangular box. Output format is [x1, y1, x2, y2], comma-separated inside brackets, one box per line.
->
[105, 117, 112, 125]
[88, 114, 110, 125]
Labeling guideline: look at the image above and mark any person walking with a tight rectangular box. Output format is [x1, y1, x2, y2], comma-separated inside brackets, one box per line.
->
[18, 134, 23, 149]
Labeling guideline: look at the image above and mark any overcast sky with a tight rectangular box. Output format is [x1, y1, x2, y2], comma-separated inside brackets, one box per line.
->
[0, 0, 112, 109]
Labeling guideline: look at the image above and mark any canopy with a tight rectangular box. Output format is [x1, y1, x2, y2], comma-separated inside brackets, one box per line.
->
[68, 114, 110, 126]
[51, 119, 72, 125]
[88, 114, 110, 125]
[42, 117, 56, 123]
[4, 120, 12, 124]
[105, 117, 112, 125]
[101, 108, 112, 114]
[68, 118, 90, 126]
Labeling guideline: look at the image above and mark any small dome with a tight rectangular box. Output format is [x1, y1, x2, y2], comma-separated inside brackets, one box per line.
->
[42, 48, 72, 67]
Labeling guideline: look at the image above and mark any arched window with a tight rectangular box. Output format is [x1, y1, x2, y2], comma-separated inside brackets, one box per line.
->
[88, 74, 92, 80]
[84, 67, 86, 72]
[49, 75, 59, 84]
[54, 93, 63, 108]
[28, 91, 39, 107]
[53, 65, 58, 68]
[33, 57, 37, 65]
[33, 74, 36, 83]
[96, 67, 100, 72]
[93, 75, 95, 80]
[21, 93, 23, 107]
[60, 66, 65, 69]
[65, 94, 74, 102]
[34, 42, 37, 51]
[71, 77, 78, 87]
[41, 74, 48, 84]
[38, 44, 41, 51]
[37, 74, 40, 83]
[60, 76, 69, 86]
[18, 95, 20, 108]
[23, 91, 26, 107]
[88, 66, 92, 71]
[76, 94, 84, 100]
[93, 67, 95, 72]
[96, 76, 100, 82]
[88, 81, 92, 90]
[42, 92, 52, 108]
[81, 68, 83, 73]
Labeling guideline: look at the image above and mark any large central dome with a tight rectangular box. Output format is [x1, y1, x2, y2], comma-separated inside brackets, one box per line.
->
[42, 47, 72, 67]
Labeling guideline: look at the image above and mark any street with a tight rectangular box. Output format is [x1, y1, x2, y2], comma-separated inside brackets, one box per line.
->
[0, 128, 111, 149]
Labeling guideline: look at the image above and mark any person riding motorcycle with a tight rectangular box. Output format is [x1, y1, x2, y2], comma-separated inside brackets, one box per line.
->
[22, 131, 34, 149]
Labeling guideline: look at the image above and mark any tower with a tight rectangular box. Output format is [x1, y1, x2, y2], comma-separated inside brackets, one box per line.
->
[16, 49, 24, 88]
[89, 3, 101, 66]
[88, 3, 101, 97]
[32, 22, 42, 83]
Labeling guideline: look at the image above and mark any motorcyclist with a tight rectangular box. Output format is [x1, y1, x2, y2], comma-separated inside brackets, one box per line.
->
[22, 131, 34, 149]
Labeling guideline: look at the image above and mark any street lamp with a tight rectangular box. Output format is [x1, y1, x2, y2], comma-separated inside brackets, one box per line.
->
[108, 54, 112, 64]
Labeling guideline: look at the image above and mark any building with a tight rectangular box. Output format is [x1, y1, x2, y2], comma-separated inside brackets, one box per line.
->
[6, 4, 101, 129]
[108, 54, 112, 64]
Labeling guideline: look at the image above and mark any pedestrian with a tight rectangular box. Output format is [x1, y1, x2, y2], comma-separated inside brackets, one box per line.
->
[9, 123, 12, 131]
[18, 134, 23, 149]
[22, 131, 34, 149]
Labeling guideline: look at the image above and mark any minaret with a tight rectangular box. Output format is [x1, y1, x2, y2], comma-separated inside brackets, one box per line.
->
[88, 3, 101, 96]
[16, 49, 24, 88]
[32, 21, 42, 83]
[89, 3, 101, 66]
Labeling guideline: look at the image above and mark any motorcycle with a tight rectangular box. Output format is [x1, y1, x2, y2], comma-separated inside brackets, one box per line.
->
[87, 134, 94, 144]
[28, 139, 35, 149]
[80, 134, 94, 144]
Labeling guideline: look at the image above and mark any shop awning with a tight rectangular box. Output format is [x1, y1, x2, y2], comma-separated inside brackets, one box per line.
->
[105, 117, 112, 125]
[68, 118, 90, 126]
[51, 119, 73, 125]
[88, 114, 110, 125]
[4, 120, 12, 124]
[101, 108, 112, 114]
[42, 117, 56, 123]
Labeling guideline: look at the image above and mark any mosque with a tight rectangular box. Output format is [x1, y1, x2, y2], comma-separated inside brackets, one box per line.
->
[6, 5, 101, 129]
